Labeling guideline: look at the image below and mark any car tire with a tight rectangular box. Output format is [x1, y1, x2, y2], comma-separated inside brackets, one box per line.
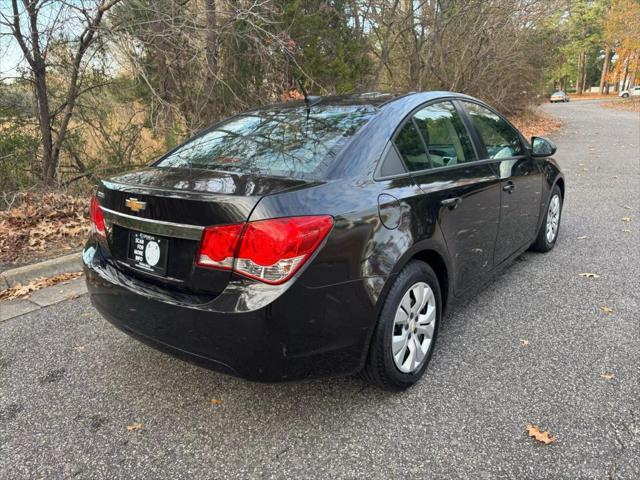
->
[530, 184, 563, 252]
[622, 93, 629, 98]
[362, 260, 441, 391]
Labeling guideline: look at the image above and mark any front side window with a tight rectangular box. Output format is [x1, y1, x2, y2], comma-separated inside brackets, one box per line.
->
[413, 101, 476, 167]
[462, 102, 523, 159]
[155, 106, 376, 178]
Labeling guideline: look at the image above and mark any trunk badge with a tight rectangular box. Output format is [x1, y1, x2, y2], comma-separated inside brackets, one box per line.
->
[125, 197, 147, 213]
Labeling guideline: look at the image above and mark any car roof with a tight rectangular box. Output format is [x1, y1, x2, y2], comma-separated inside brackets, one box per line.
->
[247, 91, 472, 113]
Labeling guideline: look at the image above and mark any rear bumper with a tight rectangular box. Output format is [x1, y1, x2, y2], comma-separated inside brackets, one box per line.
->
[83, 241, 380, 381]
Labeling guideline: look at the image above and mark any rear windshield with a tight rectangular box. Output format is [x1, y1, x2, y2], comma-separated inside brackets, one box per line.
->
[155, 105, 376, 178]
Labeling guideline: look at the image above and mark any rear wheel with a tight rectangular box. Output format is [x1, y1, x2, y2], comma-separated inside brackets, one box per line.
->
[622, 93, 630, 98]
[530, 185, 563, 252]
[362, 261, 441, 391]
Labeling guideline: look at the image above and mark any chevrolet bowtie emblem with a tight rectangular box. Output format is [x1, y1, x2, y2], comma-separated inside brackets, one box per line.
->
[125, 197, 146, 213]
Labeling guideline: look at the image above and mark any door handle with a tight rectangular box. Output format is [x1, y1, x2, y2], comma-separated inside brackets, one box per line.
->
[503, 182, 515, 193]
[441, 197, 462, 209]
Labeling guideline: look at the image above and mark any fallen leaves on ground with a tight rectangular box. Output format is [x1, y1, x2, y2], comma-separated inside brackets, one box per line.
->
[526, 424, 557, 445]
[576, 235, 588, 240]
[509, 110, 563, 138]
[73, 345, 87, 352]
[0, 191, 89, 266]
[622, 217, 631, 223]
[600, 306, 614, 315]
[604, 97, 640, 112]
[210, 399, 222, 406]
[600, 372, 615, 380]
[520, 339, 530, 347]
[579, 272, 600, 279]
[127, 422, 144, 432]
[0, 272, 83, 301]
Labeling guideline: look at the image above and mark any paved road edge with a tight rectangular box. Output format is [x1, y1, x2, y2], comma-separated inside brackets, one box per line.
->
[1, 252, 82, 291]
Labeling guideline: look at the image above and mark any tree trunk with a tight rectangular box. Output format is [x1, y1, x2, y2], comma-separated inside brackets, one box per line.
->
[621, 57, 630, 90]
[576, 51, 584, 95]
[371, 0, 400, 88]
[148, 0, 175, 143]
[33, 61, 55, 184]
[581, 53, 588, 94]
[628, 50, 639, 89]
[599, 46, 611, 94]
[204, 0, 219, 122]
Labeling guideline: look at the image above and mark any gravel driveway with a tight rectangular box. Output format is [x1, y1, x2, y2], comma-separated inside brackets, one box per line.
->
[1, 99, 639, 479]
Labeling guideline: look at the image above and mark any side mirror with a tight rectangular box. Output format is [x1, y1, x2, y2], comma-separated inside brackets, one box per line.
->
[531, 136, 557, 157]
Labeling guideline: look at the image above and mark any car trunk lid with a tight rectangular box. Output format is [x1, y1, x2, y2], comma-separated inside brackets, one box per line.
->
[97, 167, 313, 295]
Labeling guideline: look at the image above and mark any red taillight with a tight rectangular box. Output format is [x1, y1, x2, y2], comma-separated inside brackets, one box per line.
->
[196, 223, 244, 270]
[197, 216, 333, 284]
[90, 196, 106, 238]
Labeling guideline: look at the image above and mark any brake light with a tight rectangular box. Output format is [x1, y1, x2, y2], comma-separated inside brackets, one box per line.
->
[197, 216, 333, 284]
[90, 196, 106, 237]
[197, 223, 244, 270]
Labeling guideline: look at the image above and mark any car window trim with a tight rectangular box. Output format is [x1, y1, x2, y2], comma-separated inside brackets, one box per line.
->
[410, 116, 435, 170]
[413, 100, 481, 164]
[455, 98, 528, 160]
[374, 142, 411, 180]
[386, 116, 433, 175]
[376, 152, 528, 182]
[375, 96, 484, 181]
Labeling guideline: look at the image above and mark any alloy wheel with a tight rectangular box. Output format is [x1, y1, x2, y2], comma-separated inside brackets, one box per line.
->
[391, 282, 436, 373]
[546, 194, 561, 243]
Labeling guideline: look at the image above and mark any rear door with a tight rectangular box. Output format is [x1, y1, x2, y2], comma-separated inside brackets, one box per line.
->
[458, 101, 543, 265]
[394, 100, 501, 294]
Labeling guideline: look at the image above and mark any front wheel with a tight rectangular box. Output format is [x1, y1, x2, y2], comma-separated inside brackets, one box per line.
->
[530, 185, 563, 252]
[362, 261, 441, 391]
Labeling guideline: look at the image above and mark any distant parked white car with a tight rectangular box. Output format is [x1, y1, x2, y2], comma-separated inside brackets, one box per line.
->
[550, 91, 570, 103]
[619, 86, 640, 98]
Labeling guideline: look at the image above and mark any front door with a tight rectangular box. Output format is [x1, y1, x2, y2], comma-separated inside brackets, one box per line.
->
[459, 101, 543, 264]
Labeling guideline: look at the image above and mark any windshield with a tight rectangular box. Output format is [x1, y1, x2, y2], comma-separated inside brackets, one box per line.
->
[155, 105, 377, 178]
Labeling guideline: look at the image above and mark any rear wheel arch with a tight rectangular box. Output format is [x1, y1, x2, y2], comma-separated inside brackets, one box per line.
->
[410, 250, 450, 314]
[378, 247, 450, 315]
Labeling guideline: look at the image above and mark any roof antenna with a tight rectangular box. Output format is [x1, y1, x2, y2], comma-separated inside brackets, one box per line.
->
[296, 77, 311, 119]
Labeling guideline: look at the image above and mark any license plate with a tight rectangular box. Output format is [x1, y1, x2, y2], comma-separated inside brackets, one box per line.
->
[128, 231, 168, 276]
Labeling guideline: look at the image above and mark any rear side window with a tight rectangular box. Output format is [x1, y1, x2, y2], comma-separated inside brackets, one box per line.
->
[155, 106, 376, 178]
[394, 121, 430, 171]
[413, 101, 476, 167]
[461, 102, 523, 159]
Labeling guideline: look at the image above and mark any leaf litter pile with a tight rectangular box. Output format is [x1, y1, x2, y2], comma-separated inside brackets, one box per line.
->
[0, 272, 83, 301]
[509, 110, 563, 139]
[0, 192, 89, 267]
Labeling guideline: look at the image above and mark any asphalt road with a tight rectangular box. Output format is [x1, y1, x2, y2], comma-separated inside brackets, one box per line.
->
[1, 100, 639, 480]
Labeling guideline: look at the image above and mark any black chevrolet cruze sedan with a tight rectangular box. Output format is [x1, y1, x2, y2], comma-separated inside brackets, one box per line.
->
[84, 91, 564, 390]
